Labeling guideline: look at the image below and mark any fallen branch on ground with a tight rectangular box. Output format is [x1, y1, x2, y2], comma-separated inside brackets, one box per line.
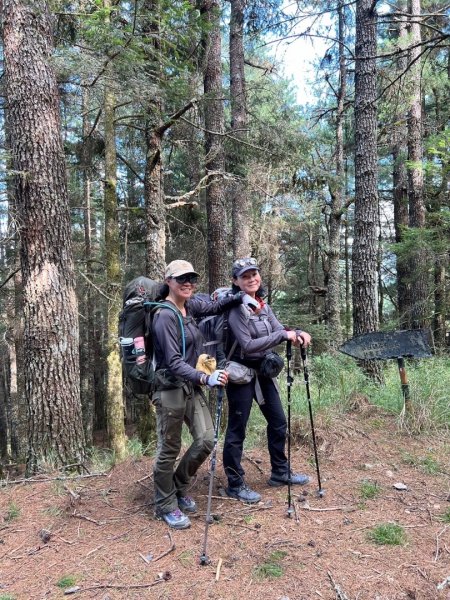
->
[70, 511, 105, 526]
[63, 574, 170, 595]
[327, 570, 350, 600]
[1, 472, 108, 486]
[298, 504, 355, 512]
[153, 531, 176, 562]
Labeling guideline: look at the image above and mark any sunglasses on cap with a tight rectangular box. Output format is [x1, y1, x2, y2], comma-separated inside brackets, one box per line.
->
[233, 257, 258, 269]
[172, 273, 199, 284]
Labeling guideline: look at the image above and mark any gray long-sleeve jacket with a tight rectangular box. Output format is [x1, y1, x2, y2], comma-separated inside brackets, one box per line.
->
[152, 294, 242, 385]
[227, 302, 290, 363]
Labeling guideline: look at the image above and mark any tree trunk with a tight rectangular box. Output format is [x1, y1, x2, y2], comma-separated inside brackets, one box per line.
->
[143, 0, 166, 280]
[202, 0, 228, 292]
[103, 0, 127, 460]
[392, 4, 410, 328]
[0, 354, 8, 459]
[352, 0, 381, 378]
[3, 0, 85, 473]
[407, 0, 428, 329]
[325, 0, 346, 348]
[80, 86, 96, 447]
[230, 0, 251, 258]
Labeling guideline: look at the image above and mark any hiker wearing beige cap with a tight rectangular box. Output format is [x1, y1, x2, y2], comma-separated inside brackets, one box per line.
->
[151, 259, 258, 529]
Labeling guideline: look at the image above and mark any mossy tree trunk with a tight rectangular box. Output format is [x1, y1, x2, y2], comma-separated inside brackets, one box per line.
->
[104, 0, 127, 461]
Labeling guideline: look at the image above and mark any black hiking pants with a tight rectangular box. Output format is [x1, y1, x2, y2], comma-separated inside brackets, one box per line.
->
[223, 375, 288, 488]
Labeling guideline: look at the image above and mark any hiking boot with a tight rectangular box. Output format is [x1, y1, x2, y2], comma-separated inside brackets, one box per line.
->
[226, 483, 261, 504]
[177, 495, 197, 513]
[156, 508, 191, 530]
[268, 471, 310, 487]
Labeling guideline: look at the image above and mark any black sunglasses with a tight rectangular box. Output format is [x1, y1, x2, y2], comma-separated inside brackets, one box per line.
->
[173, 274, 199, 284]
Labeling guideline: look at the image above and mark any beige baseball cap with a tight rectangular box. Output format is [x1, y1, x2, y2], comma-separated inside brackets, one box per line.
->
[164, 260, 199, 279]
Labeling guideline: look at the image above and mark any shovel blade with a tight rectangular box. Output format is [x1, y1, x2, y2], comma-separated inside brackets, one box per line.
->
[339, 329, 433, 360]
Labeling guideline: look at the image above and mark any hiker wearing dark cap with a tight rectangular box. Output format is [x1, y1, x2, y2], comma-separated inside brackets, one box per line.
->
[223, 257, 312, 504]
[152, 259, 257, 529]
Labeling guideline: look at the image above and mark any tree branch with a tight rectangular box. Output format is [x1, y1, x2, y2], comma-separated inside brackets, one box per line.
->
[155, 99, 197, 137]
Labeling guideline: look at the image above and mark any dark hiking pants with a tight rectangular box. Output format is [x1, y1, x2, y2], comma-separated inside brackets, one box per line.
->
[223, 375, 288, 488]
[153, 384, 214, 513]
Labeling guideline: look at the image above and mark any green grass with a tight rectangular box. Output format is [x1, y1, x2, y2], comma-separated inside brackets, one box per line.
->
[402, 451, 442, 475]
[0, 595, 17, 600]
[359, 480, 382, 500]
[5, 502, 20, 522]
[439, 508, 450, 524]
[88, 447, 116, 471]
[126, 436, 147, 459]
[367, 523, 407, 546]
[253, 550, 287, 580]
[56, 575, 77, 589]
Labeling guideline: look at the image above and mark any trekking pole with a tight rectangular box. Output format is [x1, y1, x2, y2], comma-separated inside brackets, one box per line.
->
[286, 340, 294, 518]
[200, 386, 224, 565]
[300, 345, 324, 498]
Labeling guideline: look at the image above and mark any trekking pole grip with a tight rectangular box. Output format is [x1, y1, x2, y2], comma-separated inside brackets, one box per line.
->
[286, 339, 292, 360]
[300, 344, 307, 362]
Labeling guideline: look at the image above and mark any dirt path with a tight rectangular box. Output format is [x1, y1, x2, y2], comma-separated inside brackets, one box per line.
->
[1, 413, 450, 600]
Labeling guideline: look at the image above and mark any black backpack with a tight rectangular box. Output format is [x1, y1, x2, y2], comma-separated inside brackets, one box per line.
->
[118, 276, 186, 395]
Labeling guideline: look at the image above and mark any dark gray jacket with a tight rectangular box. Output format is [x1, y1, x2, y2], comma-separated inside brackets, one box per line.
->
[152, 294, 242, 385]
[227, 303, 289, 363]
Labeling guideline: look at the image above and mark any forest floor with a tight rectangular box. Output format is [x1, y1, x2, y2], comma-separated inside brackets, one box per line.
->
[1, 406, 450, 600]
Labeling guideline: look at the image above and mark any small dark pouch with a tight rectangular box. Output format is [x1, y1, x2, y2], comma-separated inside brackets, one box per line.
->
[154, 368, 185, 391]
[259, 351, 285, 378]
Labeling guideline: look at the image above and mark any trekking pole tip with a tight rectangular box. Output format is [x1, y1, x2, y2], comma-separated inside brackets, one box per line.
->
[318, 489, 325, 498]
[199, 553, 210, 566]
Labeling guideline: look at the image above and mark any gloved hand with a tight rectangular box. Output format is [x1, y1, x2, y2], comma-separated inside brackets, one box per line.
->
[240, 293, 259, 312]
[207, 369, 228, 388]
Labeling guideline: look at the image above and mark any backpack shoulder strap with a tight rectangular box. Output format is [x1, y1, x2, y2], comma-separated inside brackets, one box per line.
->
[150, 302, 186, 360]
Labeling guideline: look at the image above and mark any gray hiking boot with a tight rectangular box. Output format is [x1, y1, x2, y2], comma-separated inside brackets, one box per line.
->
[156, 508, 191, 530]
[268, 471, 310, 487]
[226, 483, 261, 504]
[177, 495, 197, 513]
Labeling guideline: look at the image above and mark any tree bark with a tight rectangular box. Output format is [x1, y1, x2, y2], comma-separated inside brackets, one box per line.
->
[80, 86, 96, 447]
[103, 0, 127, 460]
[407, 0, 429, 329]
[392, 1, 409, 328]
[352, 0, 381, 378]
[230, 0, 251, 258]
[143, 0, 166, 280]
[201, 0, 228, 292]
[2, 0, 85, 473]
[325, 0, 346, 348]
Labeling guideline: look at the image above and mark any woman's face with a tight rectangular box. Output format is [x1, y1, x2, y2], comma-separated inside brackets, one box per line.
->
[234, 269, 261, 297]
[166, 274, 197, 303]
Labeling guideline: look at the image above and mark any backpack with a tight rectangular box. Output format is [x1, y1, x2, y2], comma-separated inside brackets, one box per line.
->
[196, 288, 234, 367]
[118, 276, 186, 395]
